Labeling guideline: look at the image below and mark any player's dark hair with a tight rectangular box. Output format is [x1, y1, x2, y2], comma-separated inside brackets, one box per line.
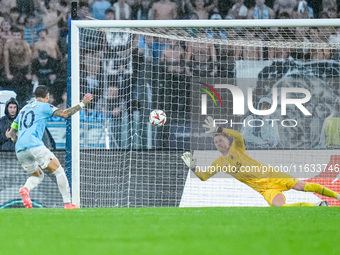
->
[35, 85, 49, 98]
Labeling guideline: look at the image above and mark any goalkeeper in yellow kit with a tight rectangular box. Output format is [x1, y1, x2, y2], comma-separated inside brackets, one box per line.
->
[181, 116, 340, 206]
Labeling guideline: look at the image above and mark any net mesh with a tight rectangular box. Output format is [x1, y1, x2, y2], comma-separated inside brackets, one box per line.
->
[71, 25, 338, 207]
[74, 24, 340, 207]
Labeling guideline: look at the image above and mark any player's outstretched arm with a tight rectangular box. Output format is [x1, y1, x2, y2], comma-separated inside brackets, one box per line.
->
[181, 152, 217, 181]
[53, 93, 93, 119]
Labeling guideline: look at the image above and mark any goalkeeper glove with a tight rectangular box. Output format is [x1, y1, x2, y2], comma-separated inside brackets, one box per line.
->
[202, 116, 222, 134]
[181, 152, 196, 170]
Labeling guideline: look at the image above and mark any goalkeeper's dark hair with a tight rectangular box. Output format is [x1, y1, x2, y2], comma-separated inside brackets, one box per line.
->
[214, 133, 233, 143]
[34, 85, 49, 98]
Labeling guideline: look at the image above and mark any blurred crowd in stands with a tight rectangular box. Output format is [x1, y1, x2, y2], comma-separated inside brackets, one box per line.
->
[0, 0, 339, 108]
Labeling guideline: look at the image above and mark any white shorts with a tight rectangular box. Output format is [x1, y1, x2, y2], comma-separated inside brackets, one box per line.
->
[16, 146, 55, 174]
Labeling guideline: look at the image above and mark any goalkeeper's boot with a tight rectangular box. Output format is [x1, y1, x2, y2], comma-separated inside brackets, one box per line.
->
[315, 201, 329, 206]
[19, 187, 32, 209]
[64, 203, 79, 209]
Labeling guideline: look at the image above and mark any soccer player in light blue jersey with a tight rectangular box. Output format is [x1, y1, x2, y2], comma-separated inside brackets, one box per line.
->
[9, 85, 93, 209]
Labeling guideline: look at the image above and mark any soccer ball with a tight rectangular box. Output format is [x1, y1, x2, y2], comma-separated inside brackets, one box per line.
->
[149, 110, 166, 127]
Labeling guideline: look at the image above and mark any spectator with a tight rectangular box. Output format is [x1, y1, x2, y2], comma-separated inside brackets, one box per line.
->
[3, 27, 32, 82]
[135, 0, 152, 20]
[160, 38, 185, 75]
[151, 0, 177, 20]
[291, 26, 310, 60]
[31, 50, 60, 87]
[38, 0, 68, 43]
[292, 0, 314, 19]
[91, 0, 112, 20]
[176, 0, 195, 19]
[0, 19, 14, 43]
[112, 0, 132, 20]
[17, 0, 35, 16]
[0, 0, 16, 17]
[322, 0, 337, 17]
[185, 36, 218, 77]
[78, 3, 98, 51]
[78, 2, 94, 20]
[192, 0, 210, 19]
[304, 0, 314, 18]
[158, 37, 189, 122]
[319, 8, 337, 18]
[225, 0, 248, 19]
[94, 85, 125, 148]
[81, 51, 102, 94]
[127, 0, 138, 15]
[215, 28, 239, 77]
[182, 11, 200, 39]
[320, 97, 340, 149]
[0, 97, 19, 150]
[329, 27, 340, 60]
[273, 0, 295, 18]
[32, 27, 61, 59]
[236, 28, 263, 60]
[268, 34, 290, 60]
[104, 8, 115, 20]
[9, 8, 26, 31]
[206, 12, 227, 40]
[247, 0, 275, 19]
[125, 0, 137, 19]
[31, 49, 65, 110]
[137, 34, 166, 66]
[57, 1, 71, 59]
[0, 13, 6, 26]
[0, 19, 12, 68]
[309, 27, 331, 60]
[192, 0, 220, 20]
[137, 34, 154, 84]
[319, 0, 337, 18]
[95, 86, 125, 119]
[241, 96, 280, 148]
[9, 7, 21, 28]
[23, 14, 44, 48]
[56, 90, 67, 110]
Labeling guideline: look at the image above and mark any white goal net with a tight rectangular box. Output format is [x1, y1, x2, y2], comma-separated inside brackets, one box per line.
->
[69, 19, 340, 208]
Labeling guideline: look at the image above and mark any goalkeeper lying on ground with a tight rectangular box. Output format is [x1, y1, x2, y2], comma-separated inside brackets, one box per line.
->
[181, 116, 340, 206]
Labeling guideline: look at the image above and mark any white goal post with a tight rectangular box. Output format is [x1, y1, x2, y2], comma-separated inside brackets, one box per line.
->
[69, 19, 340, 208]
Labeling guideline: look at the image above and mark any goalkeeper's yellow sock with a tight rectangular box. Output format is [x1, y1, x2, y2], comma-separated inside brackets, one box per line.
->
[304, 182, 338, 198]
[283, 203, 315, 207]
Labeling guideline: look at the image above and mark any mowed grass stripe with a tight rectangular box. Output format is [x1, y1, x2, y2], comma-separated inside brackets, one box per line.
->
[0, 207, 339, 255]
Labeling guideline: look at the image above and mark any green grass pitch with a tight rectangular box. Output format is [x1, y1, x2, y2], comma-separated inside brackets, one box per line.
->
[0, 207, 339, 255]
